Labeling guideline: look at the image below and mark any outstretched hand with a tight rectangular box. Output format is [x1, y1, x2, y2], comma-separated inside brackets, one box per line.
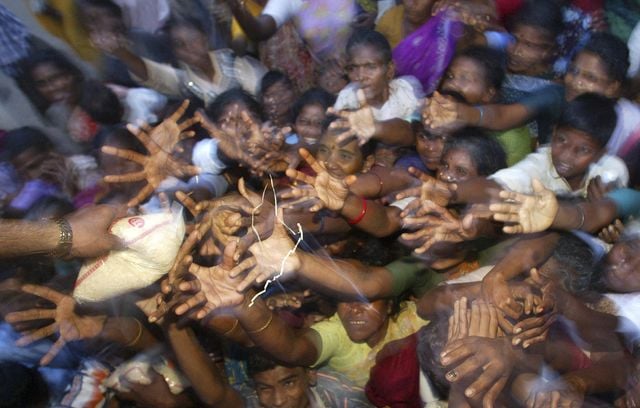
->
[67, 204, 125, 258]
[490, 179, 558, 234]
[328, 89, 377, 146]
[102, 101, 200, 207]
[5, 285, 107, 365]
[423, 92, 467, 132]
[396, 167, 453, 216]
[282, 148, 356, 212]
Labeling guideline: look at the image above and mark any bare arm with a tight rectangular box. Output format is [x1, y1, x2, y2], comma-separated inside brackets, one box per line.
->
[226, 0, 278, 41]
[164, 323, 244, 407]
[552, 199, 618, 233]
[373, 118, 415, 146]
[232, 292, 320, 366]
[339, 193, 402, 237]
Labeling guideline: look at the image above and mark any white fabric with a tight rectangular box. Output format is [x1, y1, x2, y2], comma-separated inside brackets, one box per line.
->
[124, 87, 168, 125]
[262, 0, 303, 28]
[604, 292, 640, 341]
[489, 146, 629, 197]
[73, 212, 185, 303]
[628, 21, 640, 78]
[334, 76, 424, 121]
[607, 98, 640, 156]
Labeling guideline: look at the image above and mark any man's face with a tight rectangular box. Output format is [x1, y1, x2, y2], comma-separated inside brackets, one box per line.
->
[550, 127, 604, 185]
[253, 366, 313, 408]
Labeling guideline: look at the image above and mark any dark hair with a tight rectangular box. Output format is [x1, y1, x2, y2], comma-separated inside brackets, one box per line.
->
[76, 0, 123, 18]
[260, 70, 294, 96]
[246, 353, 283, 377]
[580, 32, 630, 83]
[346, 29, 392, 64]
[417, 322, 450, 396]
[79, 80, 123, 124]
[557, 92, 617, 148]
[443, 128, 507, 176]
[292, 88, 335, 122]
[508, 0, 564, 39]
[17, 49, 84, 112]
[165, 15, 210, 37]
[456, 46, 506, 90]
[205, 88, 263, 123]
[549, 232, 596, 295]
[1, 127, 52, 160]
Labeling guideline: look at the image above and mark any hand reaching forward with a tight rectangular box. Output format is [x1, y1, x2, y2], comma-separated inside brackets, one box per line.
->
[102, 107, 200, 207]
[490, 179, 558, 234]
[422, 91, 467, 132]
[174, 241, 254, 319]
[396, 167, 453, 216]
[401, 201, 480, 254]
[329, 89, 377, 146]
[67, 204, 125, 258]
[145, 100, 199, 152]
[282, 148, 356, 212]
[232, 208, 301, 292]
[5, 285, 107, 365]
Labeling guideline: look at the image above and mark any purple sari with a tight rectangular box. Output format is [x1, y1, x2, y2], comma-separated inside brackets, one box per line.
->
[392, 11, 464, 94]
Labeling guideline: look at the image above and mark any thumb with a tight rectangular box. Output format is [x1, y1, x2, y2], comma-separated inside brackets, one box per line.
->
[531, 178, 546, 194]
[107, 234, 127, 251]
[461, 213, 475, 231]
[238, 178, 262, 207]
[356, 88, 368, 107]
[221, 240, 238, 270]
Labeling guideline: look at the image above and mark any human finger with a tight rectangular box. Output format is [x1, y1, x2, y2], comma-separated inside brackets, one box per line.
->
[174, 293, 206, 316]
[103, 171, 147, 184]
[5, 308, 56, 323]
[100, 145, 147, 165]
[127, 184, 155, 207]
[481, 375, 508, 408]
[40, 337, 65, 366]
[169, 100, 189, 123]
[229, 256, 257, 279]
[284, 168, 317, 186]
[21, 284, 65, 303]
[298, 148, 325, 175]
[15, 323, 57, 346]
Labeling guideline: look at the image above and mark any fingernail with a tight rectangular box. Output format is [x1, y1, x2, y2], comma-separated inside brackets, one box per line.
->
[514, 327, 522, 334]
[512, 337, 521, 345]
[523, 342, 530, 348]
[465, 388, 474, 397]
[149, 316, 157, 323]
[446, 370, 457, 380]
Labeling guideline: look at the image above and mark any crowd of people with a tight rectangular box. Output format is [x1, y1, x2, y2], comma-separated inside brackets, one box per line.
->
[2, 0, 640, 406]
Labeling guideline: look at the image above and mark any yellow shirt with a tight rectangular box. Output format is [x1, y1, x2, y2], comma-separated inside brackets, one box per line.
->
[376, 5, 405, 49]
[311, 302, 428, 386]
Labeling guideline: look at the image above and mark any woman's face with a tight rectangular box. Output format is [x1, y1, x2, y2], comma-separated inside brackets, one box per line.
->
[294, 103, 325, 144]
[262, 80, 296, 126]
[437, 147, 478, 183]
[506, 24, 555, 76]
[403, 0, 435, 25]
[32, 62, 78, 106]
[316, 132, 365, 178]
[440, 56, 495, 104]
[416, 130, 448, 172]
[564, 51, 619, 101]
[337, 299, 389, 346]
[603, 238, 640, 293]
[170, 25, 210, 67]
[346, 45, 393, 105]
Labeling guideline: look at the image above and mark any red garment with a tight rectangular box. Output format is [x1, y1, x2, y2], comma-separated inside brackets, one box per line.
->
[365, 333, 421, 408]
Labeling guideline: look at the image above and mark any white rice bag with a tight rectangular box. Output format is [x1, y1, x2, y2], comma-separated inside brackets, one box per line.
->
[73, 210, 185, 303]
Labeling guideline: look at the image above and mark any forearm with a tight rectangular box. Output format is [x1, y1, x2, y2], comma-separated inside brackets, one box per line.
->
[483, 232, 560, 283]
[560, 295, 624, 351]
[552, 200, 617, 232]
[417, 283, 481, 319]
[339, 193, 401, 237]
[111, 47, 149, 81]
[450, 177, 502, 205]
[373, 118, 415, 146]
[348, 168, 414, 198]
[226, 0, 276, 41]
[296, 251, 393, 300]
[459, 103, 533, 131]
[164, 323, 243, 407]
[234, 294, 318, 366]
[100, 317, 158, 351]
[0, 220, 59, 257]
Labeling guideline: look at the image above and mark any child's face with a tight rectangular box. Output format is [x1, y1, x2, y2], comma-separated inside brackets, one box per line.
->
[32, 62, 78, 106]
[294, 103, 325, 144]
[416, 130, 448, 171]
[506, 25, 555, 76]
[262, 80, 296, 124]
[550, 127, 604, 183]
[437, 147, 478, 183]
[440, 56, 495, 104]
[316, 132, 365, 178]
[564, 51, 620, 101]
[403, 0, 435, 25]
[346, 45, 393, 105]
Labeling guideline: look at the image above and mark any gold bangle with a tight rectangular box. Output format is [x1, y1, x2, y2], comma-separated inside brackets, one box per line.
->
[222, 319, 239, 336]
[49, 218, 73, 258]
[124, 319, 143, 347]
[247, 312, 273, 334]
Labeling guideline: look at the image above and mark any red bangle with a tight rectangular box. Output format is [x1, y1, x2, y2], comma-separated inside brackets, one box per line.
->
[347, 197, 367, 225]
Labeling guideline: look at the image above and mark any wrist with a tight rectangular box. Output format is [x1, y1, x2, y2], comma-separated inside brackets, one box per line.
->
[49, 218, 73, 258]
